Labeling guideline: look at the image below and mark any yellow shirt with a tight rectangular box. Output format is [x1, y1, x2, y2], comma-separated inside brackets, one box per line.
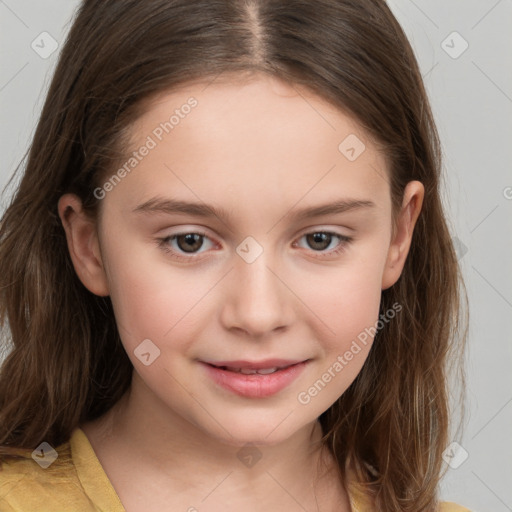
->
[0, 428, 472, 511]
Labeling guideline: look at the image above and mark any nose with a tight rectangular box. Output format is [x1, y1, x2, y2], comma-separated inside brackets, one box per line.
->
[220, 248, 293, 338]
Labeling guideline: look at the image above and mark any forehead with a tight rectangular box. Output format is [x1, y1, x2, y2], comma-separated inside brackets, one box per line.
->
[133, 73, 376, 153]
[112, 73, 390, 213]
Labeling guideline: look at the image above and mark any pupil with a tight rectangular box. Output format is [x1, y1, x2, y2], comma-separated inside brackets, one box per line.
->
[308, 232, 330, 250]
[178, 234, 202, 252]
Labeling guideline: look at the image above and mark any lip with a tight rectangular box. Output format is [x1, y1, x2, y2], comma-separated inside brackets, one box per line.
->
[203, 359, 304, 370]
[200, 359, 309, 398]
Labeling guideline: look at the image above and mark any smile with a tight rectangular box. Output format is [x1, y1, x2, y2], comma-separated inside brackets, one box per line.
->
[200, 359, 309, 398]
[215, 364, 294, 375]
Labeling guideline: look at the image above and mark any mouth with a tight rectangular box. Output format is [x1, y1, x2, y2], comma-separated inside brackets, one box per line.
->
[200, 359, 309, 398]
[213, 365, 290, 375]
[206, 359, 300, 374]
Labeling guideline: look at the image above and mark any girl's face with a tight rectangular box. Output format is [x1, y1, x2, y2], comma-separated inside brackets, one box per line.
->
[61, 73, 422, 446]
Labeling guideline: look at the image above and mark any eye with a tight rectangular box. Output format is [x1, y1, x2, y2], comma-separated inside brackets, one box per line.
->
[156, 229, 353, 262]
[157, 231, 216, 261]
[293, 231, 352, 257]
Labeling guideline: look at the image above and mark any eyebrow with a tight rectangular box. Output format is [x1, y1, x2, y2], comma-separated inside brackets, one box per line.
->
[132, 197, 375, 222]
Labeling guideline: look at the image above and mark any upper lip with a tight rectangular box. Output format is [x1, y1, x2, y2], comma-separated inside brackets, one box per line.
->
[202, 359, 307, 370]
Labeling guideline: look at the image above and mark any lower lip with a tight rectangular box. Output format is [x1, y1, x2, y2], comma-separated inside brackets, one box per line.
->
[200, 361, 308, 398]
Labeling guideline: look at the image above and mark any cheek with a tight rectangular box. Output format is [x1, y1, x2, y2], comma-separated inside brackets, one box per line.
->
[295, 251, 386, 345]
[100, 232, 210, 354]
[290, 246, 387, 404]
[292, 264, 384, 412]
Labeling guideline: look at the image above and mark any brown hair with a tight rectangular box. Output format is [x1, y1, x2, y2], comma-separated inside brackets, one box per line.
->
[0, 1, 467, 510]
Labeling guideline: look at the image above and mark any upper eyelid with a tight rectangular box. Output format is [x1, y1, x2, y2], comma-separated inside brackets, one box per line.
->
[163, 227, 350, 241]
[162, 223, 352, 236]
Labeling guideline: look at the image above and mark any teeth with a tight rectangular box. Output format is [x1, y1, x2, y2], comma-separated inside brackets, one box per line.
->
[255, 367, 279, 374]
[239, 368, 259, 374]
[224, 366, 280, 375]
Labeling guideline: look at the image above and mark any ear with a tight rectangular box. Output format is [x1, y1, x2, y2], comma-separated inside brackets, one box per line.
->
[58, 194, 109, 296]
[381, 181, 424, 290]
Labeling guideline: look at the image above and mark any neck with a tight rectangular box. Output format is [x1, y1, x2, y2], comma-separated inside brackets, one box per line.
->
[82, 373, 350, 511]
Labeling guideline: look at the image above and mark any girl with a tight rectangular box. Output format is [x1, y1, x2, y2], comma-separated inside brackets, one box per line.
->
[0, 1, 469, 511]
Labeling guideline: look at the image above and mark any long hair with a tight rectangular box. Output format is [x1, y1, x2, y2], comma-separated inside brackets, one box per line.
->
[0, 1, 467, 510]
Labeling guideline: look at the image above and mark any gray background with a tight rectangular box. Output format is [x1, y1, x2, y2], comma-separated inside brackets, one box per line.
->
[1, 1, 511, 510]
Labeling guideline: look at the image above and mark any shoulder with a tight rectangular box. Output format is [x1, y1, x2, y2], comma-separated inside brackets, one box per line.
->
[439, 501, 472, 512]
[345, 469, 472, 512]
[0, 430, 97, 511]
[344, 464, 473, 512]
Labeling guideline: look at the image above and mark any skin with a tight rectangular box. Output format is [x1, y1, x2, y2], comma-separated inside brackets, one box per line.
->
[58, 72, 424, 512]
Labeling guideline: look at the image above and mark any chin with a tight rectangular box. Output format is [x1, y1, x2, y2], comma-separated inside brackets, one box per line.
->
[201, 411, 311, 448]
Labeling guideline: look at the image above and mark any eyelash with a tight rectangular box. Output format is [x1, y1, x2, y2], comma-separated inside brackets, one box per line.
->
[156, 230, 353, 262]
